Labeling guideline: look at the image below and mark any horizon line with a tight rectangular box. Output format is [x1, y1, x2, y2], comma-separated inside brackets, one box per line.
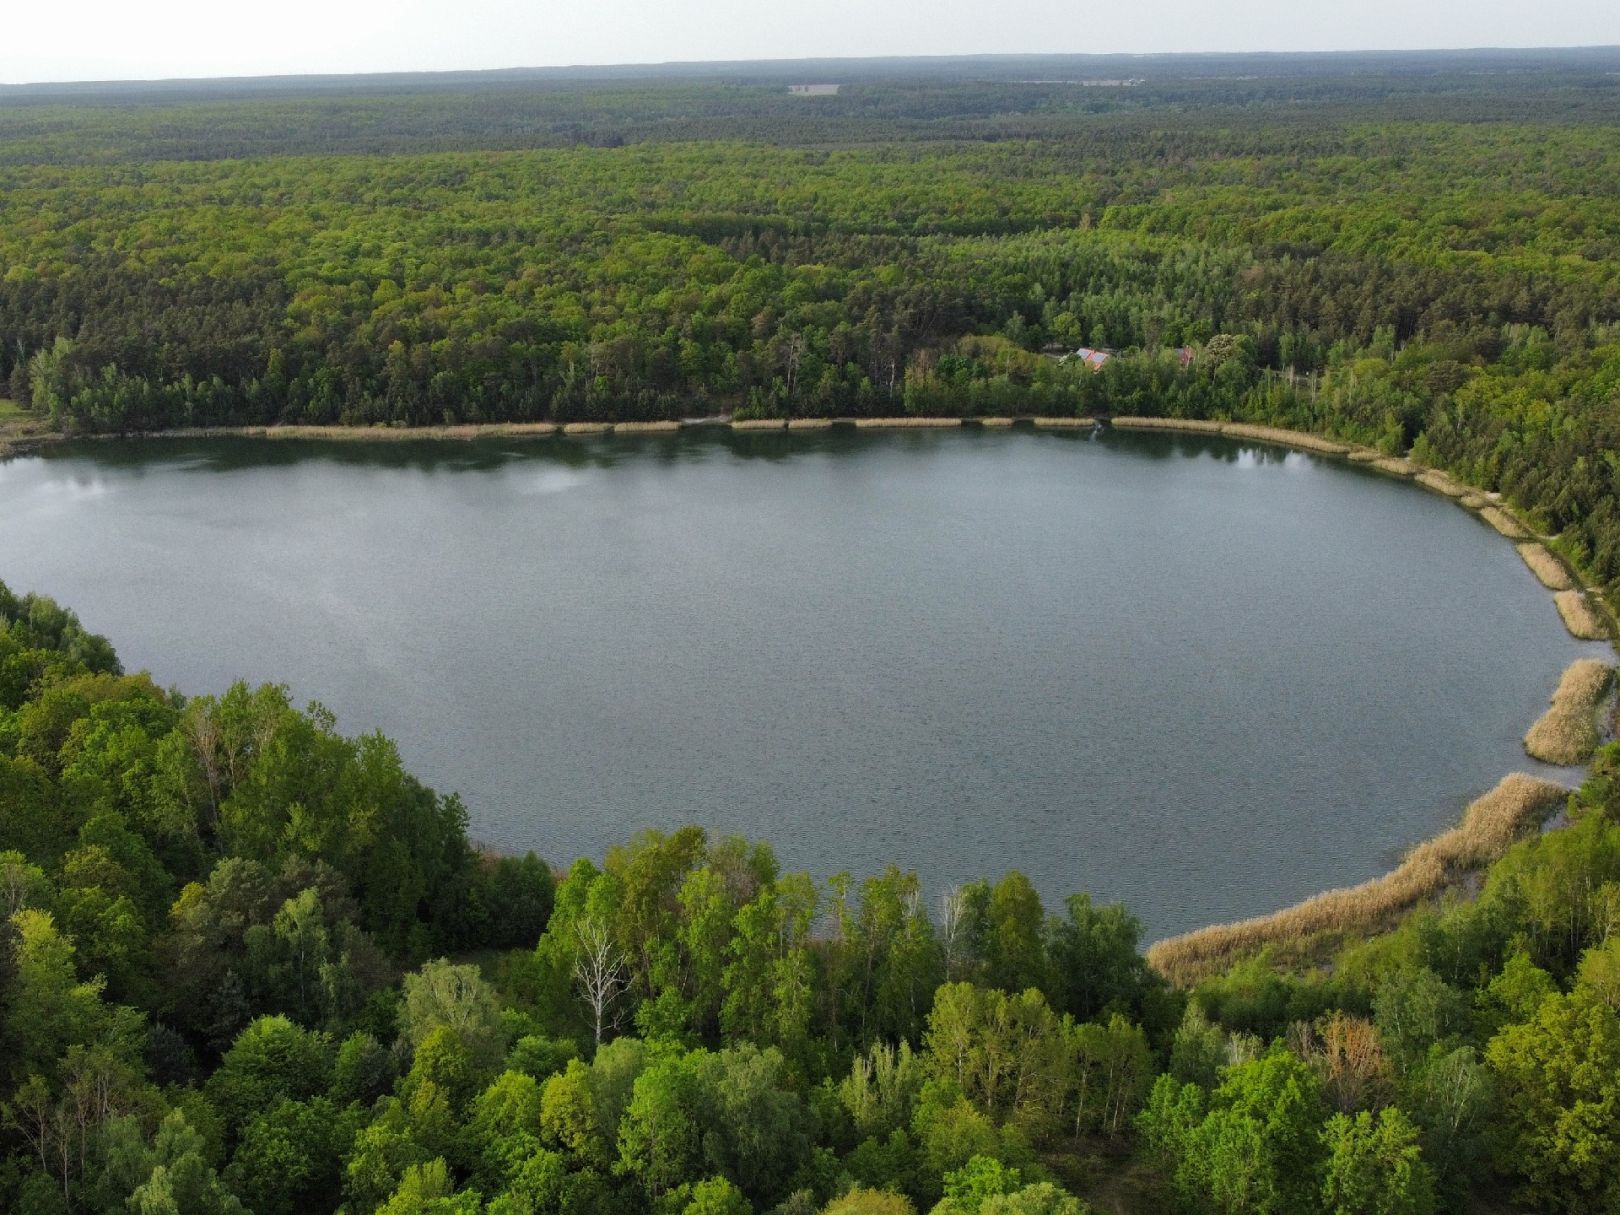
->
[5, 42, 1620, 91]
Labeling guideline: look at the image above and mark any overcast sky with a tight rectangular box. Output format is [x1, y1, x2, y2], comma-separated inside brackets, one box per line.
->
[5, 0, 1616, 84]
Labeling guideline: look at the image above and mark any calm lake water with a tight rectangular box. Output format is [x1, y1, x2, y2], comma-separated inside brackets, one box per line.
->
[0, 427, 1604, 938]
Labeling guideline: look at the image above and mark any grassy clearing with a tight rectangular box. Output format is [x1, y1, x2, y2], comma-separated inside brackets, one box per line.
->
[1480, 506, 1532, 539]
[0, 397, 29, 420]
[853, 417, 963, 429]
[1517, 543, 1576, 591]
[1416, 469, 1470, 498]
[1032, 416, 1097, 429]
[1556, 590, 1610, 640]
[1145, 773, 1569, 986]
[1524, 659, 1613, 765]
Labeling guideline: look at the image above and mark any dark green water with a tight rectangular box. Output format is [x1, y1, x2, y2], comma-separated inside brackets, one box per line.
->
[0, 427, 1603, 938]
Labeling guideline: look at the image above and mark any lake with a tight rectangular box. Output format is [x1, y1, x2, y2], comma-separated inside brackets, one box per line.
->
[0, 426, 1603, 939]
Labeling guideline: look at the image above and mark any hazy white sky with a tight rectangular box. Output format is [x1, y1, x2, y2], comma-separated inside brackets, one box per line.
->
[5, 0, 1616, 84]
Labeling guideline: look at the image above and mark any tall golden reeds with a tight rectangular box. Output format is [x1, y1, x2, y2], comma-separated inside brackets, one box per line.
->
[1524, 660, 1614, 765]
[1032, 417, 1097, 429]
[1109, 417, 1226, 433]
[1516, 544, 1576, 591]
[853, 417, 963, 429]
[729, 419, 787, 431]
[787, 418, 835, 430]
[1416, 470, 1469, 498]
[1480, 506, 1532, 539]
[612, 421, 682, 434]
[1556, 591, 1610, 641]
[1144, 773, 1569, 986]
[1370, 457, 1417, 477]
[1219, 423, 1350, 454]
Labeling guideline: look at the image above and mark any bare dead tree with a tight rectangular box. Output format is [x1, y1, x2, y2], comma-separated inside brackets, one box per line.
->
[573, 916, 627, 1046]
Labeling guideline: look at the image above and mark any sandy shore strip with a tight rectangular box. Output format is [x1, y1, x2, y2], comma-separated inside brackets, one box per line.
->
[1517, 543, 1576, 591]
[1556, 590, 1610, 641]
[1480, 506, 1532, 539]
[1145, 773, 1569, 986]
[1524, 659, 1614, 765]
[1032, 416, 1098, 429]
[853, 417, 964, 429]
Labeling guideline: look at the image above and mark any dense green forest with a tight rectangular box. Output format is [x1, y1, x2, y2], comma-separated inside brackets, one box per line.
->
[3, 53, 1620, 584]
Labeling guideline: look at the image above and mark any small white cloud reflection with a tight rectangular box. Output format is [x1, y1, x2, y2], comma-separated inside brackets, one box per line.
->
[512, 469, 590, 496]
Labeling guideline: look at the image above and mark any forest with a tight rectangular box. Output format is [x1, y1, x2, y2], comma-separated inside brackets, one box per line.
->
[5, 53, 1620, 1213]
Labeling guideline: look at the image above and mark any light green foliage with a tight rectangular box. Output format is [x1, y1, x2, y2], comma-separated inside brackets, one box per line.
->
[376, 1158, 480, 1215]
[1320, 1107, 1436, 1215]
[1486, 988, 1620, 1212]
[1139, 1047, 1328, 1215]
[400, 959, 508, 1074]
[840, 1041, 927, 1142]
[681, 1176, 751, 1215]
[826, 1191, 917, 1215]
[127, 1110, 245, 1215]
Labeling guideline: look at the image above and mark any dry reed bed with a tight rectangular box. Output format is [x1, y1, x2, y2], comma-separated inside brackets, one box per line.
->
[730, 419, 787, 431]
[1032, 417, 1098, 429]
[1460, 493, 1491, 510]
[1347, 449, 1383, 463]
[1219, 423, 1350, 455]
[1370, 457, 1418, 477]
[1110, 416, 1226, 433]
[1517, 544, 1576, 591]
[853, 417, 963, 429]
[560, 422, 611, 435]
[975, 417, 1016, 427]
[1145, 773, 1569, 986]
[612, 421, 681, 434]
[1524, 659, 1614, 765]
[1416, 470, 1470, 498]
[787, 418, 835, 430]
[1556, 591, 1610, 641]
[1480, 506, 1532, 539]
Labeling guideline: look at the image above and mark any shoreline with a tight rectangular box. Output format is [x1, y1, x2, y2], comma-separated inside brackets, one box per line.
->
[1145, 773, 1573, 986]
[9, 410, 1616, 982]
